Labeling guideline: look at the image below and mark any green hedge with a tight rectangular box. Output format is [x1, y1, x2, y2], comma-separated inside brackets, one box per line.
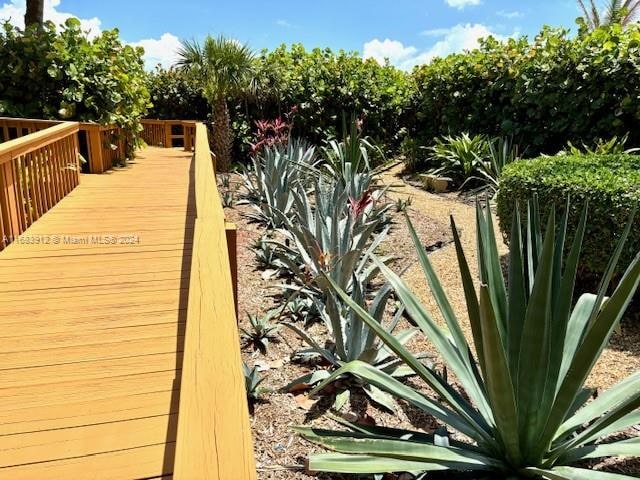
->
[252, 44, 414, 150]
[410, 23, 640, 156]
[146, 67, 209, 120]
[496, 154, 640, 283]
[0, 19, 149, 141]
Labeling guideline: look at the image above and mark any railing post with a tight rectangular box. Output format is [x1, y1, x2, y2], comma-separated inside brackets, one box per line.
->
[83, 124, 105, 174]
[0, 159, 20, 241]
[184, 123, 193, 152]
[225, 221, 238, 319]
[164, 121, 172, 148]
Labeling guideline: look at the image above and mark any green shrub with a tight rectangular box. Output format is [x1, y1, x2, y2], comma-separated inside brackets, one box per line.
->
[409, 23, 640, 156]
[252, 44, 414, 152]
[497, 154, 640, 282]
[145, 67, 209, 120]
[0, 19, 150, 140]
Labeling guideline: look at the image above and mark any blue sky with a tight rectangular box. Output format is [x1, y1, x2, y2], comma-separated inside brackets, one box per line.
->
[1, 0, 584, 69]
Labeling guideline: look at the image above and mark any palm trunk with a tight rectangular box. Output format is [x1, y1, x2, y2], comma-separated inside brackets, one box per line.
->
[210, 99, 233, 172]
[24, 0, 44, 28]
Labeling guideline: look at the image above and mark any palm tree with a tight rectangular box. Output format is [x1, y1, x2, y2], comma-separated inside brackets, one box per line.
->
[177, 36, 255, 171]
[24, 0, 44, 28]
[578, 0, 640, 29]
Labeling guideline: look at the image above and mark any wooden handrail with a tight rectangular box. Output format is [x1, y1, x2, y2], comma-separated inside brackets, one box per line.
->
[0, 117, 128, 174]
[173, 123, 256, 480]
[0, 122, 77, 164]
[0, 121, 80, 250]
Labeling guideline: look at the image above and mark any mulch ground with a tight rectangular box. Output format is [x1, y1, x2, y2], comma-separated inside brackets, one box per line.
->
[221, 165, 640, 479]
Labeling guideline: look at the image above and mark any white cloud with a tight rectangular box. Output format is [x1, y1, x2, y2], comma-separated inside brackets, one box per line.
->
[420, 27, 453, 37]
[364, 23, 503, 70]
[426, 23, 500, 59]
[363, 38, 418, 67]
[0, 0, 101, 37]
[445, 0, 481, 10]
[276, 19, 298, 28]
[497, 10, 524, 19]
[130, 33, 182, 70]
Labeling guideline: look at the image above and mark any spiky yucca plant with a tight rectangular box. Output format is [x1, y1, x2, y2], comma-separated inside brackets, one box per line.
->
[298, 198, 640, 479]
[429, 133, 490, 188]
[243, 363, 271, 404]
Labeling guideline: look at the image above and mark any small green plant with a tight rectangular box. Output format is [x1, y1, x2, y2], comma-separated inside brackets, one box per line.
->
[243, 362, 271, 403]
[219, 173, 231, 189]
[400, 136, 427, 173]
[298, 197, 640, 478]
[394, 196, 412, 213]
[221, 190, 235, 208]
[250, 235, 284, 272]
[285, 296, 316, 323]
[562, 134, 639, 155]
[428, 133, 489, 188]
[241, 311, 279, 354]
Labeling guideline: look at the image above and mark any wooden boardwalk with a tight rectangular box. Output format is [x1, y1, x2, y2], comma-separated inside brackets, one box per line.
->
[0, 145, 250, 479]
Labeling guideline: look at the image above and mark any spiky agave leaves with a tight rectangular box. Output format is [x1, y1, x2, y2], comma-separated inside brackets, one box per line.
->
[298, 198, 640, 478]
[272, 179, 392, 300]
[284, 278, 419, 411]
[239, 139, 316, 228]
[240, 311, 280, 354]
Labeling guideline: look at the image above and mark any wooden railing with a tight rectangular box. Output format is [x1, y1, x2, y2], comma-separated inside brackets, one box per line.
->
[141, 119, 198, 151]
[0, 117, 59, 140]
[173, 122, 255, 479]
[80, 123, 130, 174]
[1, 117, 129, 174]
[0, 122, 80, 250]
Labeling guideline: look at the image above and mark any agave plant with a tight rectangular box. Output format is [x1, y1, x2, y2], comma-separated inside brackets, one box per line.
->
[239, 138, 316, 227]
[562, 134, 639, 156]
[429, 133, 489, 188]
[221, 189, 235, 208]
[273, 179, 391, 301]
[474, 136, 522, 196]
[394, 196, 413, 213]
[320, 114, 386, 201]
[250, 234, 285, 273]
[298, 197, 640, 479]
[286, 279, 418, 411]
[286, 296, 316, 323]
[243, 362, 271, 404]
[241, 311, 280, 354]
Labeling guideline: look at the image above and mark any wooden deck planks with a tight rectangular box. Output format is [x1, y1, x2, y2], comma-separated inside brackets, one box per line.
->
[0, 147, 193, 479]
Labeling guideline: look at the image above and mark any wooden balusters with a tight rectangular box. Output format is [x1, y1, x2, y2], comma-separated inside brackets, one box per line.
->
[0, 122, 80, 251]
[141, 119, 198, 150]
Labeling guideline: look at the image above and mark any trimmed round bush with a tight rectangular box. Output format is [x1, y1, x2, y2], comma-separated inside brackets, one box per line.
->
[496, 154, 640, 283]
